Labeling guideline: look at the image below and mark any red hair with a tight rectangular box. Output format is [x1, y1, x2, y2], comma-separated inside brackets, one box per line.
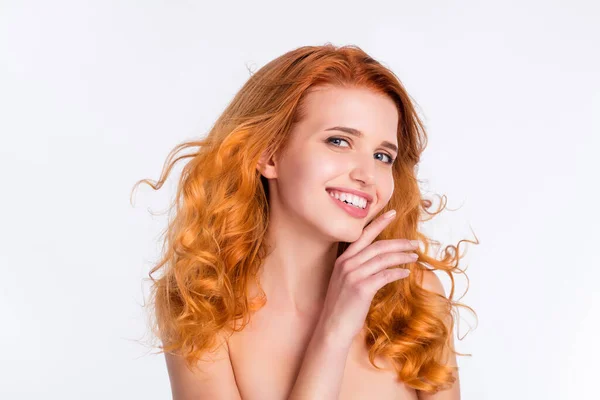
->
[132, 43, 477, 393]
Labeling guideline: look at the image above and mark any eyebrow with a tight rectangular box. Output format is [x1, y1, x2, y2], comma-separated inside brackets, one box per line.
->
[324, 126, 398, 154]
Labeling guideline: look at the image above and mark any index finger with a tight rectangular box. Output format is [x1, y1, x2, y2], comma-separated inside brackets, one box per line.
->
[340, 210, 397, 261]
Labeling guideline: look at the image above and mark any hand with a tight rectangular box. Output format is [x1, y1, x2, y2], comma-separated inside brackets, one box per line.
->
[316, 210, 419, 346]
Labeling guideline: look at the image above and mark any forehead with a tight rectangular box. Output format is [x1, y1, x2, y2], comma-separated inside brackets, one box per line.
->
[300, 85, 399, 138]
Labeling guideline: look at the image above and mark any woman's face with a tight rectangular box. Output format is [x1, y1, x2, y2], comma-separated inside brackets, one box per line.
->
[259, 84, 399, 243]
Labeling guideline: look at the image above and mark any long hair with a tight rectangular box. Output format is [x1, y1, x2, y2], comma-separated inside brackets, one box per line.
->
[132, 43, 478, 393]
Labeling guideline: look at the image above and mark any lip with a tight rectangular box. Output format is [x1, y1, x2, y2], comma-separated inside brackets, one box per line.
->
[326, 189, 371, 219]
[325, 187, 374, 204]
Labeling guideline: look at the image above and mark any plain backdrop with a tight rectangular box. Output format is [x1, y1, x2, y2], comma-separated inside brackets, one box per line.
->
[1, 1, 598, 399]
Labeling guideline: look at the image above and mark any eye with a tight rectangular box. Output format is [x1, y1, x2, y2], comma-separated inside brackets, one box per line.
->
[326, 136, 396, 165]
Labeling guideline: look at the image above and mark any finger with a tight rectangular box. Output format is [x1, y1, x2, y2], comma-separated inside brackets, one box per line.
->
[352, 251, 417, 280]
[362, 267, 411, 294]
[340, 210, 397, 262]
[347, 239, 418, 272]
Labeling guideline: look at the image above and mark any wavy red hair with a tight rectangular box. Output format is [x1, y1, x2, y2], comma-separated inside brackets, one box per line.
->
[132, 43, 478, 394]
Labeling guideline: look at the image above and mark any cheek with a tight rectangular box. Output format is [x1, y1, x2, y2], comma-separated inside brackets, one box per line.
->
[278, 152, 337, 199]
[376, 177, 395, 207]
[295, 150, 342, 180]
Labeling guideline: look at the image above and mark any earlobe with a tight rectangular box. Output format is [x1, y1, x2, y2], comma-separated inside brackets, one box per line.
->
[257, 149, 278, 179]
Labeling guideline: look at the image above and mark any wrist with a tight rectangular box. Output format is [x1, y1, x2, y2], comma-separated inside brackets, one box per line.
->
[312, 320, 354, 351]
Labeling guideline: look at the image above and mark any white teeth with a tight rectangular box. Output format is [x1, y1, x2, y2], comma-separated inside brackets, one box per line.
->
[328, 190, 367, 209]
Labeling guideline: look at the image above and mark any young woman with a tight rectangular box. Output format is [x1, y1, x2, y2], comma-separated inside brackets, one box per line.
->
[133, 43, 476, 399]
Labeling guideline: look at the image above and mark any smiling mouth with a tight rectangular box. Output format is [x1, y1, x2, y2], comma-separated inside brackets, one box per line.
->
[325, 189, 373, 213]
[325, 189, 372, 208]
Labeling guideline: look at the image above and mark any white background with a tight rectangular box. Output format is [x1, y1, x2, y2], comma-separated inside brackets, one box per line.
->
[1, 1, 598, 399]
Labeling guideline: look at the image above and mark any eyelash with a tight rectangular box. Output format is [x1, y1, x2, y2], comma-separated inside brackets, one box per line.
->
[326, 136, 396, 165]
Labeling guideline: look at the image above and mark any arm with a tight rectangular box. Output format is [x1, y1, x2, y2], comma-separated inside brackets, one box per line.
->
[416, 270, 461, 400]
[288, 270, 460, 400]
[287, 324, 353, 400]
[164, 332, 242, 400]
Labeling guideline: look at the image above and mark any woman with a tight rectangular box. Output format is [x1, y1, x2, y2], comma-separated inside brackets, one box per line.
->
[133, 43, 476, 399]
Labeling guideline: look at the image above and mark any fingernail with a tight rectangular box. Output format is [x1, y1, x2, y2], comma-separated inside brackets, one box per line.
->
[384, 210, 396, 219]
[410, 240, 419, 247]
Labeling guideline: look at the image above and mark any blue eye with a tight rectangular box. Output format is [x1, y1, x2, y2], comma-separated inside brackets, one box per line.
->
[326, 136, 396, 165]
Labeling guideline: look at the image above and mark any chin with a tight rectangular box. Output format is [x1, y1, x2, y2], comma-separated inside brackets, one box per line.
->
[321, 222, 363, 243]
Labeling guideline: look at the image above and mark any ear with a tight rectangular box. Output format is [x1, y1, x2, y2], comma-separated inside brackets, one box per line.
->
[256, 149, 278, 179]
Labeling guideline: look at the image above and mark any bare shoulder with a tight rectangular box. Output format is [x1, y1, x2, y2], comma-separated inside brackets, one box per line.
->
[164, 330, 242, 400]
[415, 269, 461, 400]
[418, 269, 447, 297]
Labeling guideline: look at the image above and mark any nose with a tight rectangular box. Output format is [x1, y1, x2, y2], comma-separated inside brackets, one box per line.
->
[349, 153, 376, 186]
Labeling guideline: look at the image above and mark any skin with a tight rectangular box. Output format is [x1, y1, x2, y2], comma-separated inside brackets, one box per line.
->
[255, 84, 399, 318]
[164, 84, 460, 399]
